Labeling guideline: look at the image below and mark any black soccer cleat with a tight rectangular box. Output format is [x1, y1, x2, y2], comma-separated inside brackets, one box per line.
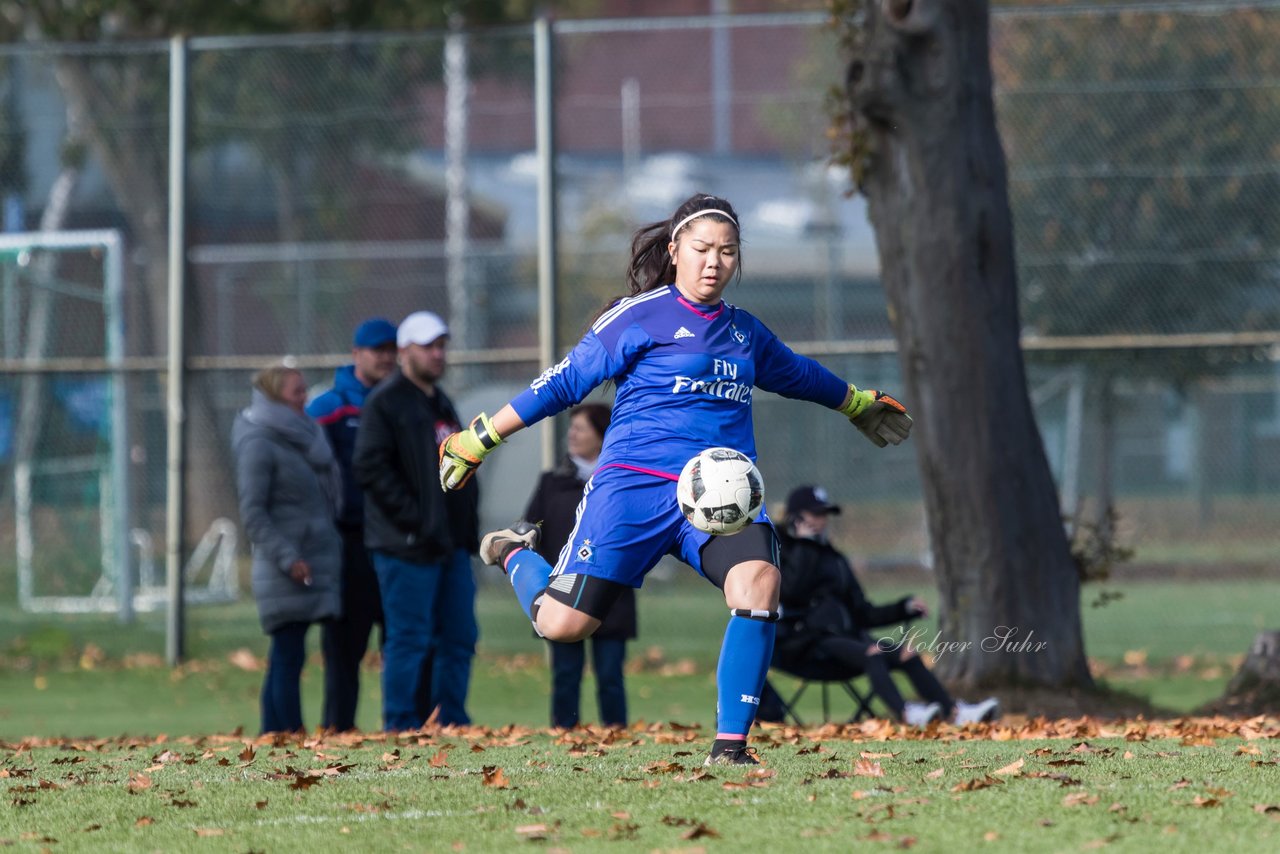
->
[478, 520, 541, 569]
[703, 739, 761, 767]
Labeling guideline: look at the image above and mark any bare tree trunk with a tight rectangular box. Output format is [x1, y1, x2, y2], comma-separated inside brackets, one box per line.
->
[1200, 631, 1280, 715]
[1093, 373, 1115, 546]
[843, 0, 1092, 690]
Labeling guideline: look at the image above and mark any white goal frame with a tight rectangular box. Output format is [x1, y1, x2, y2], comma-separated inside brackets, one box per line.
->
[1, 229, 132, 616]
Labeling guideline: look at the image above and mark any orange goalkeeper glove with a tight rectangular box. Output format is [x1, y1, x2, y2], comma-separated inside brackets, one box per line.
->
[838, 385, 913, 448]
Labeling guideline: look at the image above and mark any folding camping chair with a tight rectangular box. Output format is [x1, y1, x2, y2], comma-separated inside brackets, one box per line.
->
[762, 657, 879, 726]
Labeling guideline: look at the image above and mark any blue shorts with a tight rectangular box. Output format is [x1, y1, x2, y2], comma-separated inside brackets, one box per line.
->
[551, 464, 772, 588]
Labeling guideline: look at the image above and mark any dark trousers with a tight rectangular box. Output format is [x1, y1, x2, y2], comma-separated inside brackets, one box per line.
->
[805, 635, 953, 720]
[262, 621, 310, 734]
[321, 528, 383, 731]
[549, 637, 628, 729]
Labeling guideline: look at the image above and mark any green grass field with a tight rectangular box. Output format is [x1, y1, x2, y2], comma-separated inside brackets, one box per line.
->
[0, 575, 1275, 739]
[1, 576, 1278, 851]
[2, 724, 1278, 852]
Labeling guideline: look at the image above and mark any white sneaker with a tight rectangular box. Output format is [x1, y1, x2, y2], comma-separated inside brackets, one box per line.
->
[953, 697, 1000, 725]
[903, 701, 942, 727]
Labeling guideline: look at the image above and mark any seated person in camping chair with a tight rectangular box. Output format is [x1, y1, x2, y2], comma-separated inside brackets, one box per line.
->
[759, 485, 999, 727]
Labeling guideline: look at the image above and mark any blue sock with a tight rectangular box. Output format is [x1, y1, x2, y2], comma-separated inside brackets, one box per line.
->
[714, 614, 776, 738]
[505, 548, 553, 620]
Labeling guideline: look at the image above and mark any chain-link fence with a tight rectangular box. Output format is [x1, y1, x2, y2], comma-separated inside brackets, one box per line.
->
[1, 4, 1278, 626]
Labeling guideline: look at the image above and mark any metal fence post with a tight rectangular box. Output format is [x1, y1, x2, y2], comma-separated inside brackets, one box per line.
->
[535, 15, 559, 471]
[105, 230, 133, 622]
[445, 16, 471, 349]
[166, 35, 189, 666]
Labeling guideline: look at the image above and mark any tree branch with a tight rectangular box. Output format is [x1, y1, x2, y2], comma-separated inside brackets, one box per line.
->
[881, 0, 937, 35]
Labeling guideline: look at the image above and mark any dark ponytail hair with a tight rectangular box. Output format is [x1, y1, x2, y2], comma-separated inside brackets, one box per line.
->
[594, 193, 742, 320]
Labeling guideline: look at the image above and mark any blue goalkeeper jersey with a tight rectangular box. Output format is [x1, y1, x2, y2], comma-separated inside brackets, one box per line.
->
[509, 285, 849, 478]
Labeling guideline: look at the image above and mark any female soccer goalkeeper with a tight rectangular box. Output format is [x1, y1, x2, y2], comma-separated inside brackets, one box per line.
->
[439, 193, 912, 765]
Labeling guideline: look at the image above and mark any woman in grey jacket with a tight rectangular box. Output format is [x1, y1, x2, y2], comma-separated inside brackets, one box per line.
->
[232, 365, 343, 733]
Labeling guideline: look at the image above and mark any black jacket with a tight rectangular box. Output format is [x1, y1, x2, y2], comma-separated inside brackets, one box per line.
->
[353, 370, 479, 563]
[523, 457, 637, 641]
[775, 527, 918, 660]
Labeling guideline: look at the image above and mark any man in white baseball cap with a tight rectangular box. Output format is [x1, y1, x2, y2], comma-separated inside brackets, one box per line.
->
[396, 310, 449, 349]
[354, 308, 480, 730]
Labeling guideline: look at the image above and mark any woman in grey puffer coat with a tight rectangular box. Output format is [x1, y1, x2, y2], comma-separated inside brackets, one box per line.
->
[232, 365, 343, 733]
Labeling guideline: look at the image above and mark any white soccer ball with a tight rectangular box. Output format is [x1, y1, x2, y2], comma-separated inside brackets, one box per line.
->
[676, 447, 765, 536]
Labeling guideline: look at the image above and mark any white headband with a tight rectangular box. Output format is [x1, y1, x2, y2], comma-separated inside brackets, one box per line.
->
[670, 208, 739, 242]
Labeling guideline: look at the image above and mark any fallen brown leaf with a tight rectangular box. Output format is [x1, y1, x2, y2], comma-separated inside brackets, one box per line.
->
[853, 759, 884, 777]
[1188, 796, 1222, 808]
[608, 821, 640, 840]
[228, 648, 264, 671]
[681, 822, 720, 840]
[482, 766, 510, 788]
[952, 775, 1002, 792]
[993, 759, 1024, 777]
[1082, 834, 1121, 849]
[515, 823, 550, 840]
[644, 761, 684, 774]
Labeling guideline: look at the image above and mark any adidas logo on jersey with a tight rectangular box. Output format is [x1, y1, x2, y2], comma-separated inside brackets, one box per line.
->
[674, 326, 695, 339]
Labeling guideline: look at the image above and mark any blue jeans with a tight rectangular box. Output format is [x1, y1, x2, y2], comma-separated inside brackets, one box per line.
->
[372, 549, 478, 730]
[262, 621, 310, 734]
[549, 637, 628, 729]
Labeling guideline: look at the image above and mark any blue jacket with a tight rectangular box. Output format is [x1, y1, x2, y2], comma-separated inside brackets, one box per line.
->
[509, 285, 848, 478]
[307, 365, 375, 529]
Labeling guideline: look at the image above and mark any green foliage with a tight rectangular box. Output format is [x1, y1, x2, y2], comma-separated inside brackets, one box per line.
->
[824, 3, 1280, 378]
[824, 0, 873, 191]
[1068, 506, 1134, 584]
[995, 7, 1280, 372]
[4, 1, 602, 42]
